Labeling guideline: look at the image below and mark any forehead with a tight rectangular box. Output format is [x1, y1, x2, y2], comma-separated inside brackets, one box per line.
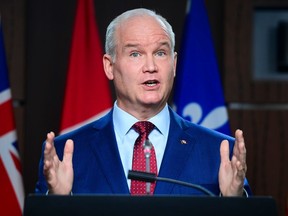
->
[116, 15, 171, 47]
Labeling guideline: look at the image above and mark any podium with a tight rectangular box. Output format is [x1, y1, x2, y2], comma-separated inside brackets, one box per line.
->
[23, 194, 278, 216]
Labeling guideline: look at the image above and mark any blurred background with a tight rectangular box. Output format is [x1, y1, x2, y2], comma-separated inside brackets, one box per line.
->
[0, 0, 287, 215]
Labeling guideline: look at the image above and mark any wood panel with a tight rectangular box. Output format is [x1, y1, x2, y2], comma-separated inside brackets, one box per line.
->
[229, 109, 288, 216]
[224, 0, 288, 103]
[225, 1, 288, 215]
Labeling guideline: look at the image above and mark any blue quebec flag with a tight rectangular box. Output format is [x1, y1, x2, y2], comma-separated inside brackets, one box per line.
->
[173, 0, 231, 135]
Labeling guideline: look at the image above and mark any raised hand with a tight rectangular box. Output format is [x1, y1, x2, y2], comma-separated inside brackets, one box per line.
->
[43, 132, 74, 194]
[219, 129, 247, 196]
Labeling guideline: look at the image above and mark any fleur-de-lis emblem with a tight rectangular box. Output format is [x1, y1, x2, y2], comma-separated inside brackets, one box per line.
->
[181, 102, 229, 130]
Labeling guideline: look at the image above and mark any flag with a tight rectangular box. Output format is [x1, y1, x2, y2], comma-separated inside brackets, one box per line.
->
[0, 21, 24, 215]
[173, 0, 231, 135]
[60, 0, 112, 134]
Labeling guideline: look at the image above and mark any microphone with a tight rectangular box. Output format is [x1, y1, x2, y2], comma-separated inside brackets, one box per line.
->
[143, 139, 152, 194]
[128, 170, 216, 197]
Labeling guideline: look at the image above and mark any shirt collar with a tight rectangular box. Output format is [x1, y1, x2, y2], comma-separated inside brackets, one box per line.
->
[113, 101, 170, 139]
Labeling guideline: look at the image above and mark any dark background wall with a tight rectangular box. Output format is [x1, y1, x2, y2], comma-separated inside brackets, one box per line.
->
[0, 0, 287, 216]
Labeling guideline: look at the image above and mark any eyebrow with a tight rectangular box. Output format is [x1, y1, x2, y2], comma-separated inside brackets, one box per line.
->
[158, 41, 171, 49]
[123, 41, 171, 51]
[123, 43, 140, 49]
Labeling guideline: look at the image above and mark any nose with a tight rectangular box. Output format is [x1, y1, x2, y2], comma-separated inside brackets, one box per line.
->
[143, 55, 157, 73]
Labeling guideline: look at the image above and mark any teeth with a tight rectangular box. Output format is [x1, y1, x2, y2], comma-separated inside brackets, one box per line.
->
[146, 83, 156, 86]
[144, 80, 157, 86]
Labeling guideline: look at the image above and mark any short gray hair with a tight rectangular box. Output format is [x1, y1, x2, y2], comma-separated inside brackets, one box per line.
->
[105, 8, 175, 61]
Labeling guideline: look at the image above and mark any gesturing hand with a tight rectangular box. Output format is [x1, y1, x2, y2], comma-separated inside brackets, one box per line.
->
[219, 129, 247, 196]
[43, 132, 74, 195]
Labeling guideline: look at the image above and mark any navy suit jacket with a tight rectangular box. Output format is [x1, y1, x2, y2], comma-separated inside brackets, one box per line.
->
[35, 107, 252, 195]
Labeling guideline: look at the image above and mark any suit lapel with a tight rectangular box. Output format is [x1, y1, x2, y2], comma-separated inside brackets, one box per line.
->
[89, 111, 130, 194]
[155, 109, 197, 194]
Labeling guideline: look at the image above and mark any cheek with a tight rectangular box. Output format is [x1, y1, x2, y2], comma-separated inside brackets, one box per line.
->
[165, 68, 176, 82]
[119, 66, 139, 84]
[114, 71, 136, 90]
[164, 71, 176, 91]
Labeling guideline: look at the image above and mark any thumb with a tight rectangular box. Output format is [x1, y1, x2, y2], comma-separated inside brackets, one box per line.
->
[63, 139, 74, 163]
[220, 140, 230, 163]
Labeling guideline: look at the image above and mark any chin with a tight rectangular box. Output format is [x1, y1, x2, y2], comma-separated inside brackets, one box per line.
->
[142, 99, 165, 108]
[142, 97, 161, 104]
[140, 93, 166, 106]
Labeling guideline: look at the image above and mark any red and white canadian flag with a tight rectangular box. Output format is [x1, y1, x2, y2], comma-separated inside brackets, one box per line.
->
[60, 0, 112, 134]
[0, 22, 24, 215]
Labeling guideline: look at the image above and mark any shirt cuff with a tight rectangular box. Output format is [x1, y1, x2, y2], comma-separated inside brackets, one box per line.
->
[46, 190, 73, 195]
[219, 188, 249, 197]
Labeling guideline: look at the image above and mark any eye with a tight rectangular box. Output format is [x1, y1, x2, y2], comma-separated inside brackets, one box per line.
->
[156, 50, 166, 57]
[130, 52, 140, 57]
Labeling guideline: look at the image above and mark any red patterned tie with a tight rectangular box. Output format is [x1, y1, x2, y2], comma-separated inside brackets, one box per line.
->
[130, 121, 157, 195]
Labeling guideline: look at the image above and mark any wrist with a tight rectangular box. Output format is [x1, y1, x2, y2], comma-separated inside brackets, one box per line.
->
[219, 188, 248, 197]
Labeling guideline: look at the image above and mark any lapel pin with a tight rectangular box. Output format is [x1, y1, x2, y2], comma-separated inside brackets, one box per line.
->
[180, 139, 187, 144]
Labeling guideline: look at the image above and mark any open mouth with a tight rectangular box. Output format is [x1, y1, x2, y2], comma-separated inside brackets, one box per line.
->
[144, 80, 159, 87]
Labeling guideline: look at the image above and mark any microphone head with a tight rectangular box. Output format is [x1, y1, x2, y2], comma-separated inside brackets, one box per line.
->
[143, 139, 152, 149]
[128, 170, 157, 183]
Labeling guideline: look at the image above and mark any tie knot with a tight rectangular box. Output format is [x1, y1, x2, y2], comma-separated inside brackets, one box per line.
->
[132, 121, 155, 138]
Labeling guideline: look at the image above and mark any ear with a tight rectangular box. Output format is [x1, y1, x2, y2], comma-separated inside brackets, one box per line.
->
[173, 52, 178, 77]
[103, 54, 114, 80]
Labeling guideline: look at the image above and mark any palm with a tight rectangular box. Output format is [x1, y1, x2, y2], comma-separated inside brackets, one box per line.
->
[218, 130, 246, 196]
[44, 132, 74, 195]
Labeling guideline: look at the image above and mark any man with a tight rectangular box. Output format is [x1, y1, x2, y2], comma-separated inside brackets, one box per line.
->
[35, 8, 251, 196]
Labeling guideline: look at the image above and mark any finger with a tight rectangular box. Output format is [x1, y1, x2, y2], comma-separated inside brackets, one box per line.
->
[235, 160, 246, 182]
[220, 140, 230, 163]
[231, 154, 237, 167]
[234, 129, 246, 165]
[43, 154, 56, 181]
[43, 132, 58, 173]
[44, 132, 56, 156]
[232, 130, 241, 156]
[43, 159, 55, 181]
[47, 131, 55, 143]
[63, 139, 74, 164]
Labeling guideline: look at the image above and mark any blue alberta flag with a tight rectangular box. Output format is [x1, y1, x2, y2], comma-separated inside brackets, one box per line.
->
[173, 0, 231, 135]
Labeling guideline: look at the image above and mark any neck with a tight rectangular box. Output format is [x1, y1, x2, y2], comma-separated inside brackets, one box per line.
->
[117, 101, 166, 120]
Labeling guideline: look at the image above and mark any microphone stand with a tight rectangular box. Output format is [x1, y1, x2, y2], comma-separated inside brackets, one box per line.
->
[143, 140, 152, 195]
[128, 170, 216, 197]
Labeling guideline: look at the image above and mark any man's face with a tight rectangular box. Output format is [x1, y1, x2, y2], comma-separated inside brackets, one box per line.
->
[104, 15, 177, 116]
